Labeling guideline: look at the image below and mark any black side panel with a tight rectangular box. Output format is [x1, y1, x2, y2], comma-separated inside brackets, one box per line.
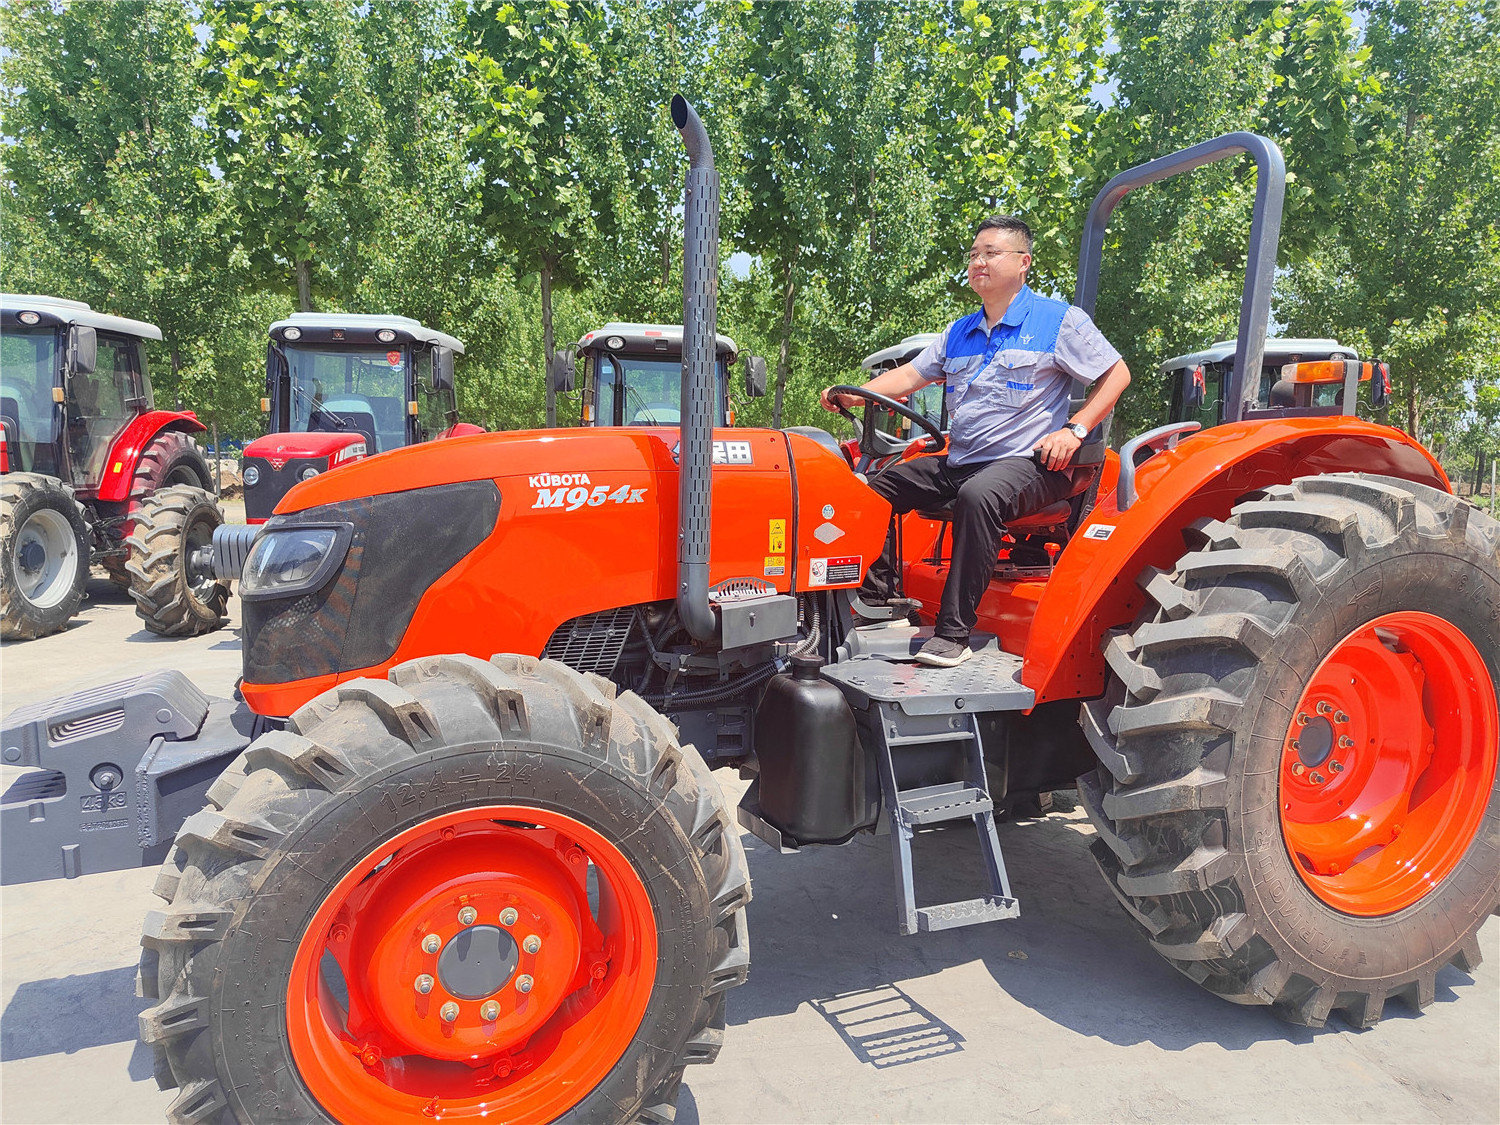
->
[242, 480, 500, 686]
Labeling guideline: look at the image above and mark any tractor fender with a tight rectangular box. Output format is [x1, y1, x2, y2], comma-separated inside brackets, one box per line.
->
[242, 430, 367, 465]
[1023, 417, 1449, 706]
[94, 411, 207, 503]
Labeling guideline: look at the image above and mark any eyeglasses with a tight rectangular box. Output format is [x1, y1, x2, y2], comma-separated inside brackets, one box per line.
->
[967, 249, 1028, 265]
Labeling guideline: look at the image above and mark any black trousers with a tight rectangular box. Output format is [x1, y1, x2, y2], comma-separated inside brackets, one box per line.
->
[859, 455, 1072, 640]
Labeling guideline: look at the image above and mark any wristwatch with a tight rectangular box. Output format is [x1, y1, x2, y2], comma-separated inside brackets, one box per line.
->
[1065, 421, 1089, 440]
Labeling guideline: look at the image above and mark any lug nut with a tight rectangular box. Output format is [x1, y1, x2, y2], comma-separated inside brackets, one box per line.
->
[458, 906, 478, 926]
[523, 935, 541, 955]
[422, 934, 441, 954]
[1289, 739, 1301, 751]
[1338, 735, 1354, 748]
[515, 975, 534, 994]
[1316, 701, 1333, 715]
[1330, 760, 1344, 773]
[499, 907, 519, 927]
[439, 1001, 460, 1022]
[1310, 771, 1326, 785]
[1291, 762, 1306, 776]
[415, 974, 435, 994]
[330, 923, 349, 943]
[480, 1000, 501, 1021]
[1296, 713, 1310, 726]
[1335, 711, 1350, 724]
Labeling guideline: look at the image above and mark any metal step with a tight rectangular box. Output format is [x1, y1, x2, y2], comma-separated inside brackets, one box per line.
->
[897, 782, 992, 825]
[885, 729, 974, 747]
[916, 895, 1021, 932]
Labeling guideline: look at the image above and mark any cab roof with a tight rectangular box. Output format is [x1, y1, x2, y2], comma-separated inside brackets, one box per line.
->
[577, 322, 738, 362]
[1161, 337, 1355, 372]
[862, 333, 940, 371]
[269, 312, 465, 353]
[1, 294, 163, 341]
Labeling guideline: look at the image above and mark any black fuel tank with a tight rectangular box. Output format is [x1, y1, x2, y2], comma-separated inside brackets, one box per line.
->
[753, 654, 878, 845]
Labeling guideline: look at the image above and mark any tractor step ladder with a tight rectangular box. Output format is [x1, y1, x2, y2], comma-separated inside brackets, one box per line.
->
[822, 635, 1028, 934]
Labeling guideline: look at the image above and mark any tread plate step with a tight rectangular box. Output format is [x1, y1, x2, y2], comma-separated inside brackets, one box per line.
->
[917, 896, 1020, 932]
[898, 783, 992, 825]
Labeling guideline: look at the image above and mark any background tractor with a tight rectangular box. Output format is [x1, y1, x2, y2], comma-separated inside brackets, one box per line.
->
[554, 320, 766, 427]
[0, 102, 1493, 1124]
[0, 294, 228, 639]
[241, 312, 477, 523]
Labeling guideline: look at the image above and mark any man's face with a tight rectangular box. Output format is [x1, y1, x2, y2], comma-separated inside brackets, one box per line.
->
[967, 228, 1031, 303]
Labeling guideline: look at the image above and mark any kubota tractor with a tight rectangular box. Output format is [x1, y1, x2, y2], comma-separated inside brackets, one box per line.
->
[0, 101, 1493, 1123]
[555, 320, 766, 427]
[241, 313, 476, 524]
[0, 295, 228, 639]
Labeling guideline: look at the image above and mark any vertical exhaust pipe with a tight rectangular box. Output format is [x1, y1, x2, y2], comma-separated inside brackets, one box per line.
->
[671, 94, 719, 643]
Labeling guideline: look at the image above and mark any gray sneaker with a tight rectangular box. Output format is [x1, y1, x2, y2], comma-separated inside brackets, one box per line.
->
[914, 635, 972, 667]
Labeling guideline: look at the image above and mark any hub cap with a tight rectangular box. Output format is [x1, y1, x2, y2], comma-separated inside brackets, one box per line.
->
[14, 507, 78, 607]
[1280, 612, 1498, 916]
[286, 805, 657, 1122]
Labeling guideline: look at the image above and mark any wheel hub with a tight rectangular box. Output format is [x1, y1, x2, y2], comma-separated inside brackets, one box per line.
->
[16, 538, 44, 575]
[437, 925, 519, 999]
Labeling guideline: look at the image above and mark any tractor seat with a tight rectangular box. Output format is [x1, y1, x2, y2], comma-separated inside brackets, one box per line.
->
[915, 455, 1100, 531]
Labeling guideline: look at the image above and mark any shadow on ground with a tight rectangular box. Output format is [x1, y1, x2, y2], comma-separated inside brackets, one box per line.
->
[1, 965, 147, 1061]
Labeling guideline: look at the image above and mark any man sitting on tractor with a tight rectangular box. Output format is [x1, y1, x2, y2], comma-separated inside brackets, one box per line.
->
[822, 215, 1131, 667]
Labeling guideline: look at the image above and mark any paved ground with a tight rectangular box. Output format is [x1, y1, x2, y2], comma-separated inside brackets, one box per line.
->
[1, 581, 1496, 1124]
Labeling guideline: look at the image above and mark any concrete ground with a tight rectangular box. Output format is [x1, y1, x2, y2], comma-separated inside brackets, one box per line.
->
[1, 580, 1496, 1124]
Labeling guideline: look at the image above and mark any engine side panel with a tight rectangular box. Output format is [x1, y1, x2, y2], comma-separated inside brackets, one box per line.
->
[1021, 418, 1451, 705]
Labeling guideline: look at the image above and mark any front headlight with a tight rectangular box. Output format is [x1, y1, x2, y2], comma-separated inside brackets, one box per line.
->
[240, 524, 353, 601]
[242, 464, 261, 486]
[299, 466, 320, 482]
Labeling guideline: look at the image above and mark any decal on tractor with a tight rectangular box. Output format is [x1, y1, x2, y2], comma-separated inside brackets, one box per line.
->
[532, 482, 648, 511]
[809, 555, 861, 586]
[670, 439, 754, 465]
[763, 555, 785, 576]
[1081, 523, 1116, 540]
[768, 519, 786, 552]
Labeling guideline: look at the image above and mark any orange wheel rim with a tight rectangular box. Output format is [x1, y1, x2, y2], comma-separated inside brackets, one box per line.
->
[1279, 611, 1498, 916]
[285, 805, 658, 1122]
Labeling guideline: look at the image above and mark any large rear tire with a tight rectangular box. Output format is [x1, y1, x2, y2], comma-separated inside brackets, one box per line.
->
[125, 485, 229, 636]
[104, 430, 213, 587]
[1080, 474, 1499, 1028]
[138, 655, 751, 1123]
[0, 473, 89, 641]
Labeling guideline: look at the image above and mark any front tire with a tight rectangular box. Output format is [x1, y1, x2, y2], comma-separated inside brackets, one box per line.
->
[104, 430, 213, 587]
[1080, 474, 1499, 1028]
[125, 485, 229, 636]
[0, 473, 89, 641]
[139, 655, 751, 1123]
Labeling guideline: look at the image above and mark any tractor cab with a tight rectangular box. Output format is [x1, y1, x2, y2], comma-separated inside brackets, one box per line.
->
[1163, 337, 1391, 427]
[2, 295, 164, 491]
[245, 313, 466, 522]
[559, 322, 766, 426]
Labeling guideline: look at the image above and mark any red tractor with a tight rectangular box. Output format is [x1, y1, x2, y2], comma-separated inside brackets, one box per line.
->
[0, 295, 227, 639]
[1, 102, 1492, 1124]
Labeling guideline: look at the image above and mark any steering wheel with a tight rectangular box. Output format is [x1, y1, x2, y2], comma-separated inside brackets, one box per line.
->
[826, 384, 946, 473]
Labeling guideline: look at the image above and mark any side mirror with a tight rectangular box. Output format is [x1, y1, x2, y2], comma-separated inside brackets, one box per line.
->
[744, 354, 767, 398]
[69, 325, 97, 376]
[432, 346, 455, 392]
[552, 347, 577, 393]
[1181, 364, 1204, 411]
[1370, 360, 1391, 409]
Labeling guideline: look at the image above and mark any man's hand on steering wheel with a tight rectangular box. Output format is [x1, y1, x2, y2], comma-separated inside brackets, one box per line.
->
[823, 384, 946, 470]
[819, 386, 863, 414]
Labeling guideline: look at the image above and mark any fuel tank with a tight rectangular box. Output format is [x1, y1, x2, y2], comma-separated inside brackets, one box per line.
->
[238, 426, 888, 716]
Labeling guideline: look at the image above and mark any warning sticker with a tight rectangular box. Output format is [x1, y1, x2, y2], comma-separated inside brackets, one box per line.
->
[764, 555, 785, 577]
[768, 519, 786, 553]
[1081, 523, 1115, 541]
[809, 555, 861, 587]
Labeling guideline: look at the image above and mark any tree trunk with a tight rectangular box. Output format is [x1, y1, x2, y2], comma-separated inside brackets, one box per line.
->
[296, 260, 315, 312]
[171, 346, 182, 410]
[661, 234, 672, 289]
[1406, 371, 1417, 436]
[541, 258, 557, 429]
[773, 259, 796, 430]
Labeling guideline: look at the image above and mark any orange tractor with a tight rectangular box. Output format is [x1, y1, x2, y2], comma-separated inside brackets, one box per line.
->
[1, 99, 1492, 1122]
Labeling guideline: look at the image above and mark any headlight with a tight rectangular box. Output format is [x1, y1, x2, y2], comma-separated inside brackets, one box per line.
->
[240, 524, 352, 601]
[299, 466, 320, 481]
[242, 464, 261, 486]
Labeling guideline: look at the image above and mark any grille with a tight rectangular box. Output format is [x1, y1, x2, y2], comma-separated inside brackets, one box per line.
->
[543, 607, 637, 677]
[50, 708, 125, 744]
[710, 577, 774, 603]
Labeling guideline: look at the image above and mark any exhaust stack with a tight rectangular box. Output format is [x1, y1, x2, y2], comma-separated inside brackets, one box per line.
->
[671, 94, 719, 643]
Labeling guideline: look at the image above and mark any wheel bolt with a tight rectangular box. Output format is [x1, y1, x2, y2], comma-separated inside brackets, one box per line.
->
[422, 934, 441, 954]
[458, 906, 478, 926]
[1330, 760, 1344, 773]
[1289, 739, 1301, 751]
[590, 961, 608, 981]
[499, 907, 519, 927]
[1335, 711, 1350, 724]
[415, 974, 435, 994]
[515, 975, 534, 994]
[1291, 762, 1305, 776]
[1296, 712, 1310, 726]
[1310, 771, 1326, 785]
[523, 935, 541, 955]
[1316, 701, 1333, 715]
[480, 1000, 500, 1021]
[360, 1044, 381, 1067]
[331, 923, 349, 943]
[1338, 735, 1354, 748]
[439, 1001, 460, 1022]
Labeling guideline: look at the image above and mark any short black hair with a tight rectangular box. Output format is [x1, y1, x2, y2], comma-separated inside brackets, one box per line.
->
[974, 214, 1033, 254]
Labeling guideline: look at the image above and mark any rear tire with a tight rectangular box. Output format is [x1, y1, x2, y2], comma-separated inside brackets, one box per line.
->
[125, 485, 229, 636]
[1080, 474, 1499, 1028]
[104, 430, 213, 587]
[0, 473, 89, 641]
[139, 655, 751, 1123]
